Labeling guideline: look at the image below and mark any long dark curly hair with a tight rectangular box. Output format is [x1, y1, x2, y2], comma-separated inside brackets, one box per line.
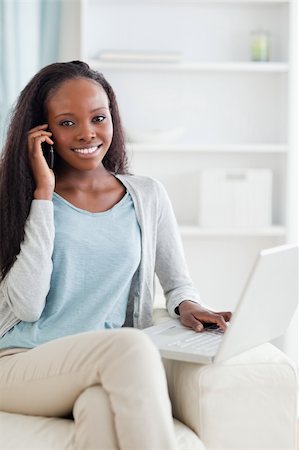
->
[0, 60, 128, 280]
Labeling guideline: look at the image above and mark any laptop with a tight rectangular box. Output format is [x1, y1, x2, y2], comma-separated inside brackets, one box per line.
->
[144, 244, 298, 364]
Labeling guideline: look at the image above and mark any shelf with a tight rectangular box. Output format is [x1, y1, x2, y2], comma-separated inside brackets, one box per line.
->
[89, 59, 289, 73]
[179, 225, 286, 237]
[94, 1, 290, 5]
[127, 144, 288, 153]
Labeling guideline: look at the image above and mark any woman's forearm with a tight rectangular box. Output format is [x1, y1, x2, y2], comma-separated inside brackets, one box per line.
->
[1, 200, 54, 321]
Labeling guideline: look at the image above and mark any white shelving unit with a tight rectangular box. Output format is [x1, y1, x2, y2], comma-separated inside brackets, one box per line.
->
[67, 0, 297, 358]
[88, 59, 289, 72]
[127, 143, 287, 153]
[180, 225, 286, 237]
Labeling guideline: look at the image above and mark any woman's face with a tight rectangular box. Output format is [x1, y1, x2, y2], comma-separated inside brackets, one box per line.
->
[46, 77, 113, 173]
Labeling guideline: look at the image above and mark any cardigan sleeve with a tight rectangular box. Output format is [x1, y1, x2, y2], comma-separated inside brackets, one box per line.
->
[0, 200, 54, 322]
[153, 181, 201, 317]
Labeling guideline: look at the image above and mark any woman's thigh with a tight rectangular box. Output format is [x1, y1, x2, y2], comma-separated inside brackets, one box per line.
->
[0, 327, 162, 417]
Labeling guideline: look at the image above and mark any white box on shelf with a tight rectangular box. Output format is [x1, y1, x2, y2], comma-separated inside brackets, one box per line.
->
[198, 168, 272, 228]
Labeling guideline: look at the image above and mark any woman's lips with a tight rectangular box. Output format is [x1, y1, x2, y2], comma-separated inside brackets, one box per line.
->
[72, 145, 101, 154]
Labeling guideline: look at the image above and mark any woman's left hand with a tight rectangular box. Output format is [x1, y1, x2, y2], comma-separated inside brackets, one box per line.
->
[178, 301, 232, 332]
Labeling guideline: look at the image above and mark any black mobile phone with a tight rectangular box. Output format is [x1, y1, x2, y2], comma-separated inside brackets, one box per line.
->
[42, 142, 54, 169]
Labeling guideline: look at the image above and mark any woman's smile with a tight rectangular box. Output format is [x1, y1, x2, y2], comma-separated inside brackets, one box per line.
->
[72, 145, 100, 154]
[72, 144, 102, 156]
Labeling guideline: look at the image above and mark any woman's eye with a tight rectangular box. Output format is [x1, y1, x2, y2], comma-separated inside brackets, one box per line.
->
[60, 120, 74, 127]
[93, 115, 105, 123]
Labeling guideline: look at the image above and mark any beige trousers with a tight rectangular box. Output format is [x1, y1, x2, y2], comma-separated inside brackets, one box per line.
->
[0, 328, 177, 450]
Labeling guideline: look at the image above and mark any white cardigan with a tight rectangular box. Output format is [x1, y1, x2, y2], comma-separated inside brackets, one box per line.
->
[0, 175, 201, 338]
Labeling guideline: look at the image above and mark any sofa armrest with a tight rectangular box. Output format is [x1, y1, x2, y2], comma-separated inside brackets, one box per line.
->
[163, 343, 298, 450]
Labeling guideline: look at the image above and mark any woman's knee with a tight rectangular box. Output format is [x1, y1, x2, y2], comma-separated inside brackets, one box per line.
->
[109, 328, 163, 371]
[116, 328, 159, 356]
[78, 328, 164, 383]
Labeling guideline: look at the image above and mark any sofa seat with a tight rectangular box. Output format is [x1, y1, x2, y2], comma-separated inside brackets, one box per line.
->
[0, 411, 205, 450]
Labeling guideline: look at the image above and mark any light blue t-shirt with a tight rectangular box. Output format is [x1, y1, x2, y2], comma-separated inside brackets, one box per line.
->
[0, 191, 141, 348]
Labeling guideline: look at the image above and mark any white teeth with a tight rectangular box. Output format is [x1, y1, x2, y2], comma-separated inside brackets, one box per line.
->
[73, 146, 98, 154]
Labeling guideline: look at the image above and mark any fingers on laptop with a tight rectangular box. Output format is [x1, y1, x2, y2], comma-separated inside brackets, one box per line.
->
[178, 302, 232, 332]
[181, 315, 204, 332]
[218, 311, 232, 322]
[194, 313, 227, 332]
[182, 311, 230, 332]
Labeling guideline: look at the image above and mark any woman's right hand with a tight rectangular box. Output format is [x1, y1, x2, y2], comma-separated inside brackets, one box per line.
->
[27, 124, 55, 200]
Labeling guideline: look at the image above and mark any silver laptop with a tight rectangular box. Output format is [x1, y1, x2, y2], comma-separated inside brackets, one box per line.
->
[145, 244, 298, 364]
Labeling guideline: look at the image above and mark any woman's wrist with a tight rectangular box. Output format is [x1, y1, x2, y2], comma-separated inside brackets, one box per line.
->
[33, 188, 53, 200]
[175, 300, 194, 315]
[176, 300, 202, 315]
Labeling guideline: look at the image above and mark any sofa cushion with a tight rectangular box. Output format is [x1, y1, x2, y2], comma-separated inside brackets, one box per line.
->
[0, 411, 205, 450]
[0, 411, 74, 449]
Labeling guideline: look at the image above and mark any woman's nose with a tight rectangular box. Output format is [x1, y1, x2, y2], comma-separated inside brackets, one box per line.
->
[78, 124, 96, 141]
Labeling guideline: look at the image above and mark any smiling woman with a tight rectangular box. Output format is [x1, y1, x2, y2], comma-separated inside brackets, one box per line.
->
[0, 60, 231, 450]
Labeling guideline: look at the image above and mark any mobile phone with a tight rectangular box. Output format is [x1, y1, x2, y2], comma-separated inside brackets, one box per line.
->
[42, 142, 54, 169]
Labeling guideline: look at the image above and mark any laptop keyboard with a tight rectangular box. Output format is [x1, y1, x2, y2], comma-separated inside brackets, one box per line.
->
[166, 327, 224, 354]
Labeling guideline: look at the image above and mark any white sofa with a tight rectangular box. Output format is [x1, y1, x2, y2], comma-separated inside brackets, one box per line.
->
[0, 309, 297, 450]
